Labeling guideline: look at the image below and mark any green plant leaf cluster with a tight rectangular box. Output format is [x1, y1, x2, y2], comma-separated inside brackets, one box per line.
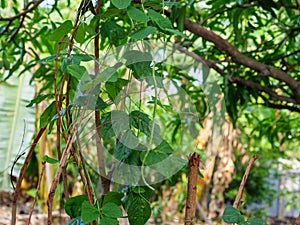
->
[222, 206, 267, 225]
[64, 192, 124, 224]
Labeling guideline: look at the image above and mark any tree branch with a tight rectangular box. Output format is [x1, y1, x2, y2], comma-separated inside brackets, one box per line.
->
[184, 19, 300, 103]
[174, 44, 299, 107]
[230, 77, 297, 104]
[200, 3, 258, 25]
[0, 0, 43, 21]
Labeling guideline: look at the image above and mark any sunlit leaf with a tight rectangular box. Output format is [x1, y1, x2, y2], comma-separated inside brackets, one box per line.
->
[127, 6, 149, 22]
[111, 0, 131, 9]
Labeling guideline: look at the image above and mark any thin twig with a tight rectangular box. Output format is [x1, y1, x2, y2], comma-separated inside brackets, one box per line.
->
[76, 131, 94, 204]
[27, 161, 46, 225]
[233, 155, 259, 209]
[200, 3, 258, 25]
[0, 0, 43, 21]
[174, 44, 300, 112]
[93, 0, 110, 194]
[196, 201, 211, 225]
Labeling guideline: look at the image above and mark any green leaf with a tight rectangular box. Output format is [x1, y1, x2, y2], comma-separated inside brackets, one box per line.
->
[154, 140, 173, 154]
[74, 23, 86, 44]
[111, 110, 130, 134]
[101, 21, 126, 44]
[67, 64, 88, 79]
[129, 110, 162, 144]
[124, 192, 151, 225]
[123, 50, 152, 65]
[105, 78, 129, 101]
[111, 0, 131, 9]
[40, 101, 57, 128]
[81, 201, 100, 223]
[64, 195, 88, 218]
[119, 130, 140, 149]
[37, 53, 67, 64]
[63, 217, 83, 225]
[99, 217, 119, 225]
[81, 67, 117, 91]
[248, 217, 267, 225]
[149, 155, 187, 178]
[51, 108, 67, 122]
[0, 75, 36, 190]
[100, 111, 130, 139]
[141, 151, 168, 165]
[95, 96, 108, 111]
[148, 9, 173, 30]
[72, 54, 94, 64]
[114, 141, 134, 162]
[222, 206, 245, 224]
[232, 9, 243, 43]
[42, 155, 59, 164]
[26, 94, 51, 107]
[1, 0, 6, 8]
[101, 202, 123, 218]
[48, 20, 73, 41]
[127, 6, 149, 22]
[101, 192, 124, 206]
[164, 28, 188, 39]
[129, 26, 157, 40]
[140, 141, 174, 166]
[130, 61, 153, 79]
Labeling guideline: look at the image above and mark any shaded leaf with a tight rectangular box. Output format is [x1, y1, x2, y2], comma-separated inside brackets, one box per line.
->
[67, 64, 88, 79]
[64, 195, 88, 218]
[74, 23, 86, 43]
[105, 78, 129, 101]
[26, 94, 52, 107]
[101, 192, 124, 206]
[40, 101, 57, 128]
[222, 206, 244, 223]
[48, 20, 73, 41]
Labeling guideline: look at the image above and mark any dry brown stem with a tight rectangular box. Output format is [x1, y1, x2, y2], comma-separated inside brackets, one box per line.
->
[11, 127, 47, 225]
[185, 152, 200, 225]
[233, 155, 259, 209]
